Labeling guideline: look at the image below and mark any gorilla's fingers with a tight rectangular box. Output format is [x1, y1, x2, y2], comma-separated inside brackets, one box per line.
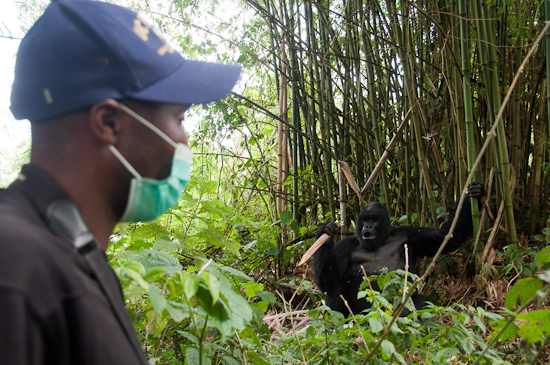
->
[467, 181, 485, 199]
[325, 222, 339, 236]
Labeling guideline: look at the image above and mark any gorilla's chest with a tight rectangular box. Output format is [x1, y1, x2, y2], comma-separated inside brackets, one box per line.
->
[350, 240, 404, 275]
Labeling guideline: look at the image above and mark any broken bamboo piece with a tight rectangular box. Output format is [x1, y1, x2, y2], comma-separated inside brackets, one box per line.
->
[297, 223, 340, 266]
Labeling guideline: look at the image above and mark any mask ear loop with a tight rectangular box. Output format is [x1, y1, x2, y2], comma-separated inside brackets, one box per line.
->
[118, 103, 177, 149]
[108, 145, 142, 181]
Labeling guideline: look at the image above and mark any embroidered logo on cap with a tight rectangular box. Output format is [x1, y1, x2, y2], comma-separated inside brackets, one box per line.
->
[132, 14, 175, 56]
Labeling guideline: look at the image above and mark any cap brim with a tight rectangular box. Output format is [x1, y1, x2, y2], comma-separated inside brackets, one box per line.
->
[130, 59, 242, 105]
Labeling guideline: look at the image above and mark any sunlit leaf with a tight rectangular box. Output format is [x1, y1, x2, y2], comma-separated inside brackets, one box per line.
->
[184, 274, 199, 299]
[129, 249, 183, 274]
[536, 247, 550, 268]
[369, 317, 384, 333]
[153, 236, 179, 252]
[148, 283, 167, 314]
[243, 283, 263, 298]
[505, 277, 543, 309]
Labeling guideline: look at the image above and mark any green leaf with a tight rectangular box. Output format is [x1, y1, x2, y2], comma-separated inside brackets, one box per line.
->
[176, 330, 199, 345]
[221, 355, 241, 365]
[505, 277, 543, 309]
[380, 339, 396, 357]
[148, 283, 167, 314]
[129, 249, 183, 274]
[243, 283, 263, 298]
[474, 315, 486, 333]
[459, 338, 475, 353]
[256, 290, 276, 304]
[186, 346, 211, 365]
[204, 343, 227, 352]
[184, 274, 199, 299]
[280, 210, 293, 225]
[265, 248, 278, 256]
[125, 284, 145, 302]
[153, 236, 179, 252]
[220, 266, 253, 282]
[390, 322, 404, 334]
[368, 317, 384, 333]
[517, 310, 550, 342]
[393, 352, 406, 364]
[122, 260, 146, 276]
[490, 319, 518, 341]
[196, 285, 232, 336]
[536, 247, 550, 268]
[143, 268, 167, 281]
[246, 351, 270, 365]
[166, 302, 189, 322]
[290, 220, 299, 234]
[237, 54, 247, 63]
[220, 283, 253, 331]
[435, 348, 460, 361]
[199, 200, 231, 218]
[122, 266, 149, 290]
[253, 301, 269, 312]
[420, 312, 435, 320]
[203, 271, 220, 304]
[131, 223, 171, 243]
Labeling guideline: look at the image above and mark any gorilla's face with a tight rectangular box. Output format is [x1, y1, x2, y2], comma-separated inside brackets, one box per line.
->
[355, 202, 391, 251]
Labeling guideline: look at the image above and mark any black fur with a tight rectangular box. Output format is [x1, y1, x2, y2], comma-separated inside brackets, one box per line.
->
[312, 182, 485, 316]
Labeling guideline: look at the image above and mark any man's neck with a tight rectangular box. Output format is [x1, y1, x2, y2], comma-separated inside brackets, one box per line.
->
[31, 159, 117, 251]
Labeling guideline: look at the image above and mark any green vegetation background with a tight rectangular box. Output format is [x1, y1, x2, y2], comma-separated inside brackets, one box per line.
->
[3, 0, 550, 363]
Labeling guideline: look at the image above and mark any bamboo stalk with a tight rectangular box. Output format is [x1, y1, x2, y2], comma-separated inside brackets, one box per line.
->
[360, 109, 413, 199]
[472, 0, 518, 245]
[546, 0, 550, 165]
[338, 163, 347, 236]
[458, 0, 481, 253]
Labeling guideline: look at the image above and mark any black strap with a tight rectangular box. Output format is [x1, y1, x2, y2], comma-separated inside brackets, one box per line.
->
[45, 199, 146, 362]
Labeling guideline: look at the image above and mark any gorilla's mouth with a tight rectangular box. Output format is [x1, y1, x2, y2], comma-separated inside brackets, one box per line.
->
[362, 233, 376, 240]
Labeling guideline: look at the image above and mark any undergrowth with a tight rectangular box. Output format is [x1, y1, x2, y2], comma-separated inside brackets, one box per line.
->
[107, 179, 550, 365]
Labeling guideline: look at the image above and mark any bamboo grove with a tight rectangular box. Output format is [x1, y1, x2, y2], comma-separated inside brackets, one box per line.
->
[13, 1, 550, 250]
[206, 0, 550, 246]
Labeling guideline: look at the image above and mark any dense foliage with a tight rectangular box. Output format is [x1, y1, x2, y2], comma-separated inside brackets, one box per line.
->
[5, 0, 550, 363]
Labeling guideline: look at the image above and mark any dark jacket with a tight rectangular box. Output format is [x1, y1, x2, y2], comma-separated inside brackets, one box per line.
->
[0, 164, 147, 365]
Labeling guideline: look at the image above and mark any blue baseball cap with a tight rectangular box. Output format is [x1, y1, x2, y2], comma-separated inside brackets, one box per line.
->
[10, 0, 242, 122]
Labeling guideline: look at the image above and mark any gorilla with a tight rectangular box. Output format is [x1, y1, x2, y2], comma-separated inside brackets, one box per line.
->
[312, 182, 485, 316]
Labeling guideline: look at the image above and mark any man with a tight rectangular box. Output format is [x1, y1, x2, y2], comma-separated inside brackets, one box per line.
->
[0, 0, 241, 364]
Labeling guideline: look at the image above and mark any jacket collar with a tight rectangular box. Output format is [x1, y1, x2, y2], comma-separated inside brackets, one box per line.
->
[10, 164, 72, 220]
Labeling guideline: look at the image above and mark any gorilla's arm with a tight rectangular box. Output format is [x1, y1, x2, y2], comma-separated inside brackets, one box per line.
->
[312, 223, 357, 313]
[312, 222, 346, 292]
[393, 182, 485, 257]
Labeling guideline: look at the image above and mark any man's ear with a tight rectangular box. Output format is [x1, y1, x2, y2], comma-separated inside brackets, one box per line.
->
[89, 99, 127, 145]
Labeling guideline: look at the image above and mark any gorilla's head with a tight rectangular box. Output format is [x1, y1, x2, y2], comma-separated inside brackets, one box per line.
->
[355, 202, 391, 251]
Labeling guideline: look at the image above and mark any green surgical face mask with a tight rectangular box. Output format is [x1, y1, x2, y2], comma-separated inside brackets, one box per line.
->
[109, 103, 193, 222]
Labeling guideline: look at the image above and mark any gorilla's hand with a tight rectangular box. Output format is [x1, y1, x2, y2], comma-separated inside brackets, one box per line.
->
[467, 181, 486, 204]
[315, 221, 339, 240]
